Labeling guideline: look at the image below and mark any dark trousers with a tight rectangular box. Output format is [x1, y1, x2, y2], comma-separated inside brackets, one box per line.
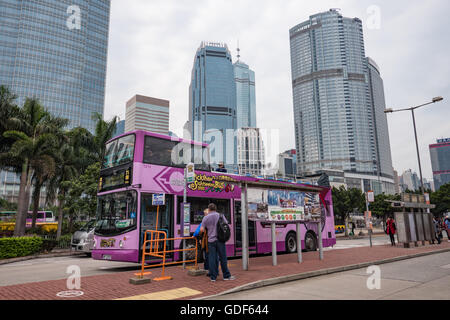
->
[388, 233, 395, 246]
[208, 241, 231, 280]
[202, 249, 209, 271]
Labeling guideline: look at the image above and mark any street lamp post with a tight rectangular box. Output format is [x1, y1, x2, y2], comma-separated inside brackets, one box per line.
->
[384, 97, 444, 194]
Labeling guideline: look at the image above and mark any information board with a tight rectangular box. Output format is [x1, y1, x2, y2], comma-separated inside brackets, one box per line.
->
[408, 213, 417, 242]
[152, 194, 165, 206]
[395, 213, 407, 243]
[423, 213, 432, 240]
[180, 203, 191, 237]
[415, 213, 424, 241]
[246, 188, 323, 223]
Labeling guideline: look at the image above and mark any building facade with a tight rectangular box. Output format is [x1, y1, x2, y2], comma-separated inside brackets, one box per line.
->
[277, 149, 298, 178]
[125, 95, 169, 135]
[237, 128, 265, 176]
[0, 0, 111, 133]
[189, 42, 237, 169]
[400, 169, 421, 192]
[112, 120, 125, 138]
[429, 138, 450, 191]
[367, 57, 394, 181]
[0, 0, 110, 205]
[234, 61, 256, 128]
[289, 9, 394, 194]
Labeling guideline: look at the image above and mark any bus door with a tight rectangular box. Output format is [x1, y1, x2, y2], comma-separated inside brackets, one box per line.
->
[234, 200, 257, 256]
[140, 193, 173, 259]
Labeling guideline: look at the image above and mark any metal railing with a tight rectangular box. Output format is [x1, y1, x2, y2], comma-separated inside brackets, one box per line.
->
[136, 229, 198, 281]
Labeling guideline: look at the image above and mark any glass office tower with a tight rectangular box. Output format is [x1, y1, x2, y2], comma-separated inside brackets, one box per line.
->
[367, 57, 394, 181]
[289, 9, 394, 194]
[429, 139, 450, 191]
[189, 42, 237, 169]
[0, 0, 110, 204]
[234, 61, 256, 128]
[0, 0, 111, 133]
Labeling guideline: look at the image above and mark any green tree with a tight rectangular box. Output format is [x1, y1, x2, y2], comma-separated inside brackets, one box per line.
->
[369, 193, 401, 224]
[47, 137, 78, 240]
[332, 186, 366, 236]
[431, 183, 450, 217]
[64, 162, 100, 232]
[0, 98, 67, 236]
[92, 113, 117, 163]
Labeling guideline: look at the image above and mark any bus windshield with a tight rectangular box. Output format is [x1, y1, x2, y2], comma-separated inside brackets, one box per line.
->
[143, 135, 211, 171]
[95, 191, 137, 236]
[103, 134, 135, 169]
[80, 220, 96, 232]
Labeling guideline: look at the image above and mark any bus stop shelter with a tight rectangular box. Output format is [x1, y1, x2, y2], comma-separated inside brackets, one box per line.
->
[239, 180, 327, 271]
[389, 193, 436, 248]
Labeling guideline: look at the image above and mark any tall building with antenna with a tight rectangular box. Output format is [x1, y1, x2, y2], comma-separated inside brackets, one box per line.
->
[233, 44, 256, 128]
[188, 42, 237, 169]
[233, 44, 264, 175]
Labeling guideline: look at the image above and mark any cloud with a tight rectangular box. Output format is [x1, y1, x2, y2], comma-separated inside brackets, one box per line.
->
[104, 0, 449, 180]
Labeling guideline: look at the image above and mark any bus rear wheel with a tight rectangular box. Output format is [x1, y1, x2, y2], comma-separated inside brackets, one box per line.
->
[285, 232, 297, 253]
[305, 231, 317, 252]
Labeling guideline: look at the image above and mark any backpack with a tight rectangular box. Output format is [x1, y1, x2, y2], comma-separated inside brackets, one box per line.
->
[216, 213, 231, 243]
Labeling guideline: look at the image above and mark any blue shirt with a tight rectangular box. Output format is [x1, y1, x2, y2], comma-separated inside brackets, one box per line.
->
[193, 225, 201, 237]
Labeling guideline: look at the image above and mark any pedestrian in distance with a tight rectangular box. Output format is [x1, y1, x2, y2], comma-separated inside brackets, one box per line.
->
[433, 216, 442, 244]
[200, 203, 235, 282]
[386, 216, 397, 246]
[444, 216, 450, 242]
[215, 162, 227, 173]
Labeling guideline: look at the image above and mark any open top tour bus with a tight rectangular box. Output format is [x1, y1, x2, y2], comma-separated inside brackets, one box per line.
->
[92, 130, 336, 263]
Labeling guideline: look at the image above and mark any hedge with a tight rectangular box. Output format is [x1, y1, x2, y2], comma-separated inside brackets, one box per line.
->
[0, 236, 43, 259]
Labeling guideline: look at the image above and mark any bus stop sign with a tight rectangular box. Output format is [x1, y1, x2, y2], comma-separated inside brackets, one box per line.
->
[152, 194, 165, 206]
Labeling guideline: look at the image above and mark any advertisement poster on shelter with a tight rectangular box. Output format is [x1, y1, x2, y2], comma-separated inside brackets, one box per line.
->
[247, 188, 322, 222]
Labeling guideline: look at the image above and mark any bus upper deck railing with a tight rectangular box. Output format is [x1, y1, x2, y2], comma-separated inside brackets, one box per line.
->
[136, 229, 198, 281]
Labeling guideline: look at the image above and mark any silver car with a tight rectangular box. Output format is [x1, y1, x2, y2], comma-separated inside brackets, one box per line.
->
[71, 220, 96, 256]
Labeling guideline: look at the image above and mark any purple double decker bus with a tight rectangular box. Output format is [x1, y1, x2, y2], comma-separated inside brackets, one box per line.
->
[92, 130, 336, 263]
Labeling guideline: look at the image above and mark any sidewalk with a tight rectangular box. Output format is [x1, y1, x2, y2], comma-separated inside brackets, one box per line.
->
[0, 242, 449, 300]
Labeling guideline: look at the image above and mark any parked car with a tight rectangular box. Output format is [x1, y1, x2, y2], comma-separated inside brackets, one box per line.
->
[71, 220, 96, 256]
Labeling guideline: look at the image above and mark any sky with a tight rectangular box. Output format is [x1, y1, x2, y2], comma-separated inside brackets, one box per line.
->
[103, 0, 450, 181]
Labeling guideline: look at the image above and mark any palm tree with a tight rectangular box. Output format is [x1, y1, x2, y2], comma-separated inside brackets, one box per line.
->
[0, 86, 21, 169]
[30, 114, 69, 229]
[47, 133, 79, 240]
[0, 98, 67, 236]
[92, 113, 118, 163]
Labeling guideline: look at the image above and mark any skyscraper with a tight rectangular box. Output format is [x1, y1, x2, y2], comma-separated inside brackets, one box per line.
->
[289, 9, 394, 194]
[0, 0, 111, 133]
[0, 0, 111, 205]
[237, 128, 265, 176]
[189, 42, 237, 169]
[234, 60, 256, 128]
[429, 138, 450, 191]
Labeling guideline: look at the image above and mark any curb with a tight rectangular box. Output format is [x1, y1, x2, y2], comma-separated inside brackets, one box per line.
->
[197, 247, 450, 300]
[0, 251, 86, 265]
